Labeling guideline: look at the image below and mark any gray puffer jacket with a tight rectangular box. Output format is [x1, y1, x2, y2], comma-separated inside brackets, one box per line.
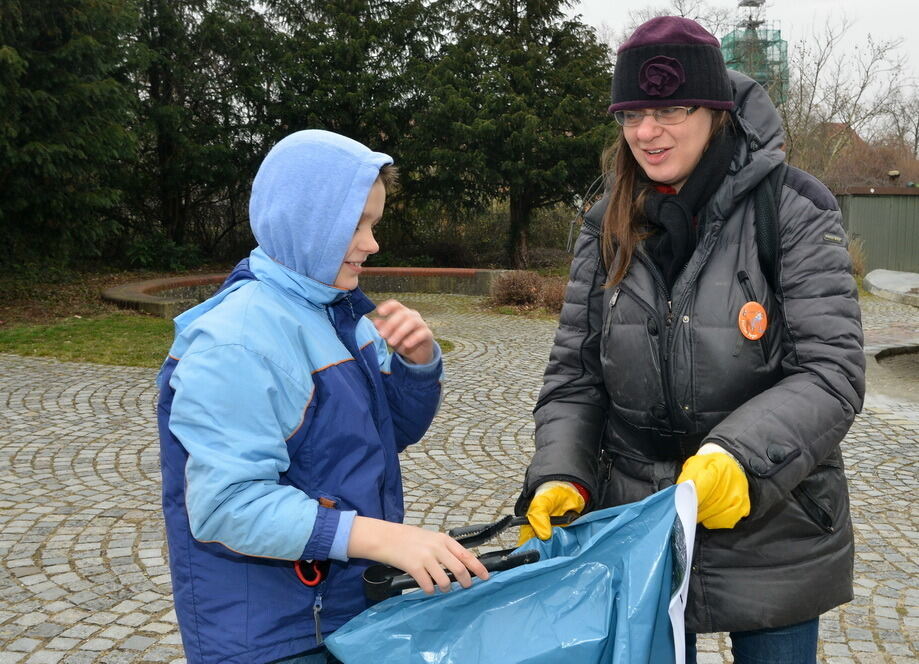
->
[516, 71, 865, 634]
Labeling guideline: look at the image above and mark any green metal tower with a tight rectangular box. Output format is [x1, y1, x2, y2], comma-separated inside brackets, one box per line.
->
[721, 0, 789, 104]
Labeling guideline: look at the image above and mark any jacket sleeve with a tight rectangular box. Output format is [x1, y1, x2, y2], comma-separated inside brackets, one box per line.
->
[168, 344, 346, 561]
[515, 224, 611, 514]
[367, 318, 443, 453]
[706, 173, 865, 520]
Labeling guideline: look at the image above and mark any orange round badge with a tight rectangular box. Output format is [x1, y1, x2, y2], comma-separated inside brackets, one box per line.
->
[738, 301, 768, 340]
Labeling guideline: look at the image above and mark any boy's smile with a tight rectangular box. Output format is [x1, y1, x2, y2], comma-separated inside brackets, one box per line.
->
[334, 177, 385, 290]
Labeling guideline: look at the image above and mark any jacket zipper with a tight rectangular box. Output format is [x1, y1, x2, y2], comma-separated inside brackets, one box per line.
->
[655, 215, 725, 428]
[313, 583, 326, 645]
[632, 252, 682, 431]
[346, 293, 355, 319]
[792, 486, 834, 533]
[736, 271, 769, 363]
[326, 294, 402, 519]
[311, 291, 423, 639]
[602, 288, 620, 338]
[617, 278, 683, 432]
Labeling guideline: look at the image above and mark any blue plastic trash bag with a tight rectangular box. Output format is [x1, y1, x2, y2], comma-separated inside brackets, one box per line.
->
[326, 483, 697, 664]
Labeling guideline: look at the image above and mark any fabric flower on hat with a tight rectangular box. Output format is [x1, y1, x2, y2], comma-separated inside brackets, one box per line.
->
[639, 56, 686, 97]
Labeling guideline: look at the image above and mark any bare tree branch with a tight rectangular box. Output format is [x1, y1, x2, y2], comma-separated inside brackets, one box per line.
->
[778, 15, 906, 186]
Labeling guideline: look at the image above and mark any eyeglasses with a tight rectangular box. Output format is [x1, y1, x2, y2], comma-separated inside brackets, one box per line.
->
[613, 106, 698, 127]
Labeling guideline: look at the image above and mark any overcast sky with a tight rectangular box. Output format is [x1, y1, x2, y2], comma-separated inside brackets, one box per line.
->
[571, 0, 919, 83]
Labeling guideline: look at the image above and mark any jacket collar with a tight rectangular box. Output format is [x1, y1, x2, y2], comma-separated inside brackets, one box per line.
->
[708, 71, 786, 220]
[249, 246, 351, 308]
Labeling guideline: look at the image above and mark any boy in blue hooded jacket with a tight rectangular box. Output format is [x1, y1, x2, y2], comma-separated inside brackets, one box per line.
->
[157, 130, 488, 664]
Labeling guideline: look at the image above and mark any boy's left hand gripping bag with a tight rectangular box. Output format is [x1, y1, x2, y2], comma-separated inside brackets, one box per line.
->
[326, 483, 697, 664]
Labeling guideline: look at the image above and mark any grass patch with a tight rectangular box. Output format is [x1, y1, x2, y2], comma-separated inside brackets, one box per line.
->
[365, 292, 481, 316]
[489, 304, 560, 321]
[534, 264, 570, 278]
[0, 313, 457, 366]
[0, 264, 229, 327]
[0, 264, 218, 368]
[0, 312, 173, 368]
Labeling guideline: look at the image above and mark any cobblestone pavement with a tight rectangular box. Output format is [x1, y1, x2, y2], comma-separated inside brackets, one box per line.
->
[0, 293, 917, 663]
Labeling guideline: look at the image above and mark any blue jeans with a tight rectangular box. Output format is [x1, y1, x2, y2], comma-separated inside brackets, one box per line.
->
[686, 618, 819, 664]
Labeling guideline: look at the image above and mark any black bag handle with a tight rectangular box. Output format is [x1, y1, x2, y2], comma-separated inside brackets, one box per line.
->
[448, 512, 579, 548]
[363, 548, 540, 603]
[362, 513, 579, 602]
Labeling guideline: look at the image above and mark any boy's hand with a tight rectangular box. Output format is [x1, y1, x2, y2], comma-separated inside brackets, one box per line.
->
[373, 299, 435, 365]
[347, 516, 489, 594]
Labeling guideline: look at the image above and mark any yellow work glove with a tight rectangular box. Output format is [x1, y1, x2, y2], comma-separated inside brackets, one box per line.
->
[518, 481, 586, 546]
[677, 444, 750, 529]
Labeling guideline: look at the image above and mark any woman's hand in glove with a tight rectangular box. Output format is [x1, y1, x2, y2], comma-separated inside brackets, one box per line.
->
[518, 481, 586, 545]
[677, 443, 751, 529]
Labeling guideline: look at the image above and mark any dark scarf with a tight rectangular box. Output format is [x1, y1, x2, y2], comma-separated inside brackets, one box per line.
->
[641, 126, 737, 292]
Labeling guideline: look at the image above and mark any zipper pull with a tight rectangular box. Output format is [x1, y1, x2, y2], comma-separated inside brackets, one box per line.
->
[609, 288, 620, 310]
[345, 294, 355, 319]
[313, 592, 324, 645]
[666, 300, 673, 326]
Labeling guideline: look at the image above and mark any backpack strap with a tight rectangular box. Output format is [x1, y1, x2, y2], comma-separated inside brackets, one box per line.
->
[753, 163, 788, 295]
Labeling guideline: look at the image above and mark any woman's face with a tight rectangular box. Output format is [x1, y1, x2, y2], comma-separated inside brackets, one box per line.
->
[623, 107, 714, 191]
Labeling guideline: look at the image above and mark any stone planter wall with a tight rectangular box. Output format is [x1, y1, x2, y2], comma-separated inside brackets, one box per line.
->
[102, 268, 508, 318]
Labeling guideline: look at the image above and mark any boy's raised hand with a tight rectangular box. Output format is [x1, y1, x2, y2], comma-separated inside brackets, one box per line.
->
[347, 516, 489, 594]
[373, 299, 435, 365]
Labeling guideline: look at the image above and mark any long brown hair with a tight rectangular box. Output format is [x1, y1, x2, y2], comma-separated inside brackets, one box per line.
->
[600, 109, 732, 287]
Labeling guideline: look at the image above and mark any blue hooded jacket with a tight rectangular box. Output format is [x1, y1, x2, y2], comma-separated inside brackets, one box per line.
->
[156, 130, 443, 664]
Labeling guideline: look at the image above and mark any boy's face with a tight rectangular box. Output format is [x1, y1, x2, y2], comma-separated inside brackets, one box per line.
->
[333, 177, 385, 290]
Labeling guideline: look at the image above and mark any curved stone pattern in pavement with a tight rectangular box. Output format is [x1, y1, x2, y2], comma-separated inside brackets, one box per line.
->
[0, 293, 916, 663]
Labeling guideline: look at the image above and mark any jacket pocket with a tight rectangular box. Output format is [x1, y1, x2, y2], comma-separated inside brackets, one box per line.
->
[602, 285, 667, 426]
[791, 469, 836, 534]
[736, 271, 769, 364]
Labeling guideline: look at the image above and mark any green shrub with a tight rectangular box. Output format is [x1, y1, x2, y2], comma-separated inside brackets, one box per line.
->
[126, 236, 201, 271]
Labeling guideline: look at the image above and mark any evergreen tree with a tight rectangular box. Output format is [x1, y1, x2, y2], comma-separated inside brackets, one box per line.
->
[412, 0, 614, 267]
[257, 0, 450, 261]
[125, 0, 277, 266]
[0, 0, 135, 269]
[126, 0, 439, 267]
[262, 0, 445, 159]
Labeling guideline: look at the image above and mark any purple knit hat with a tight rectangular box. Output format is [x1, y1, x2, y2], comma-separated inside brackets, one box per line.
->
[609, 16, 733, 112]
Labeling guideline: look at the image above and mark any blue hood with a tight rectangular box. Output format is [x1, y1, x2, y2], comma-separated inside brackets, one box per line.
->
[249, 130, 392, 283]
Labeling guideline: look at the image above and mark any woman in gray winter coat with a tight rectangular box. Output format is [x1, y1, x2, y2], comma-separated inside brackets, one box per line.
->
[516, 16, 864, 664]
